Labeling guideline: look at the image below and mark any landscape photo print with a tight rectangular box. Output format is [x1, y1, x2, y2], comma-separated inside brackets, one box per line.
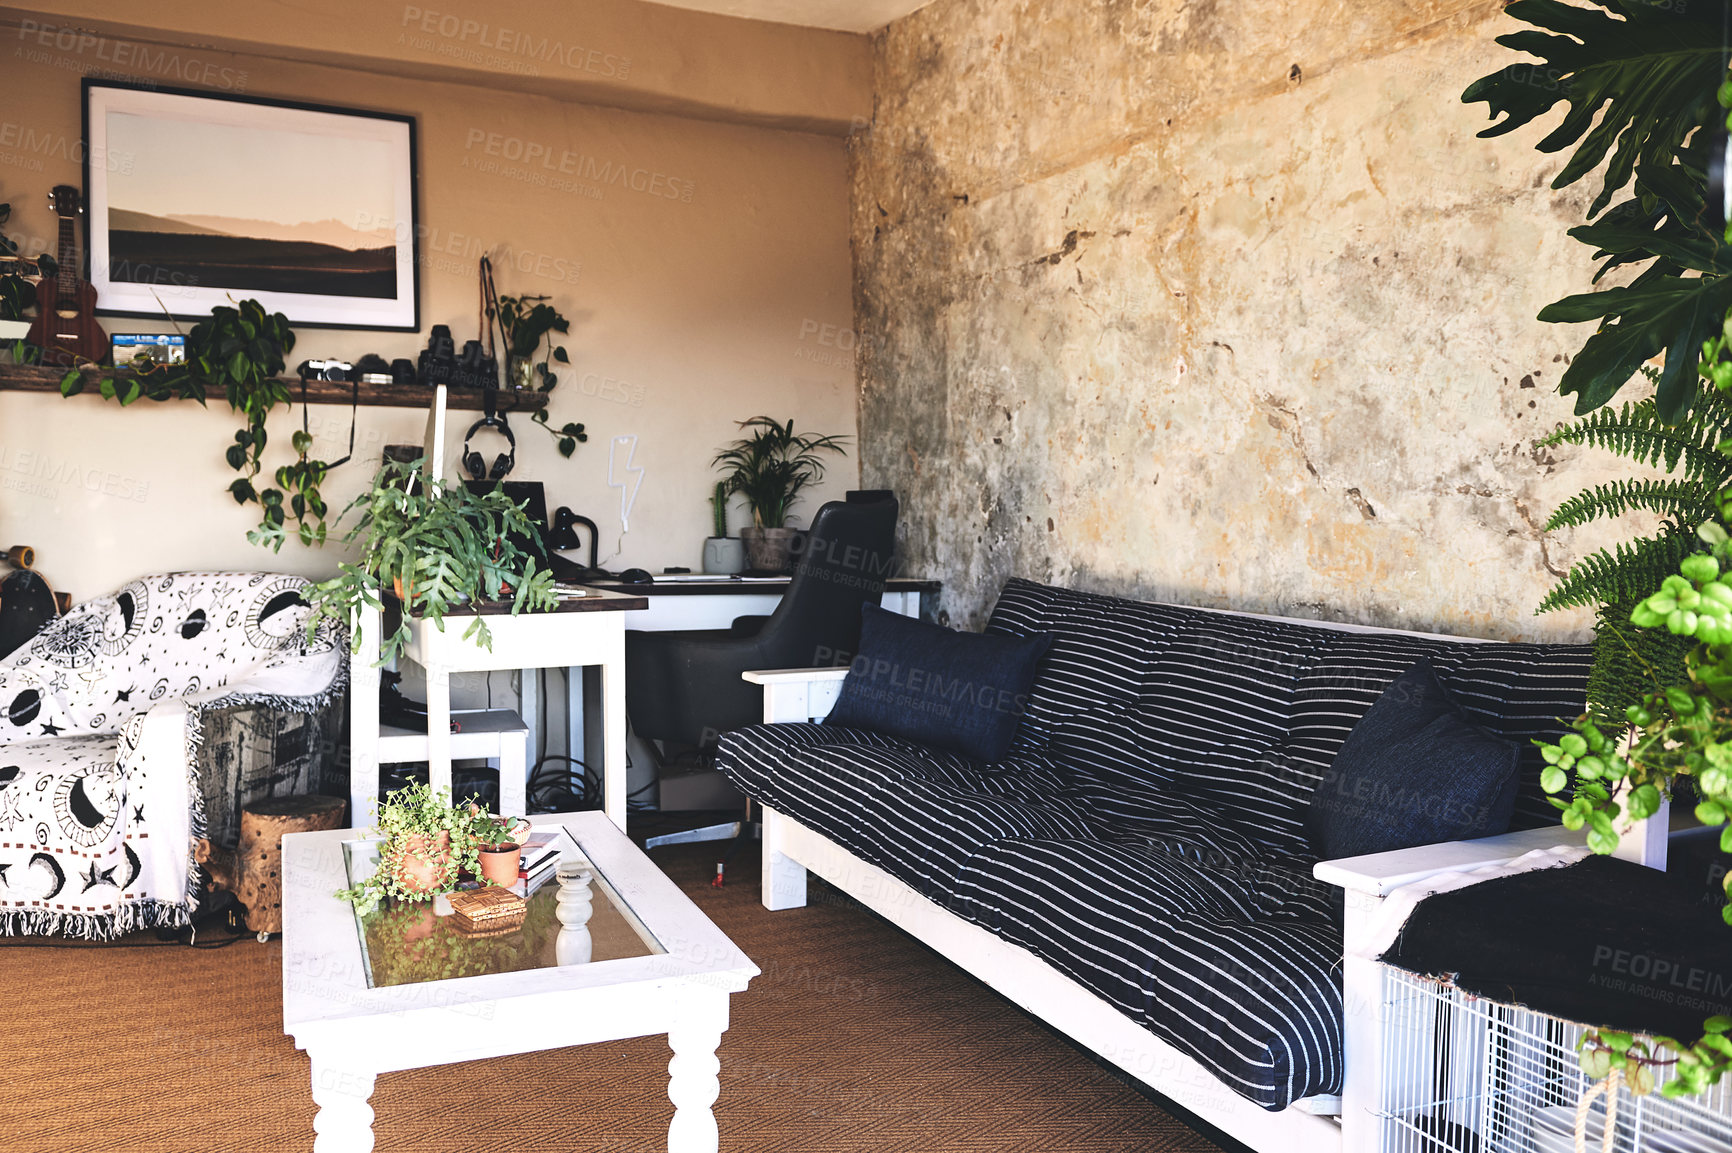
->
[84, 82, 419, 330]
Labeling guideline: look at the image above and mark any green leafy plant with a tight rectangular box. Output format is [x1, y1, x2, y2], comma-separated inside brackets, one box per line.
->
[1538, 461, 1732, 1095]
[0, 198, 45, 325]
[1463, 0, 1732, 421]
[301, 458, 558, 664]
[711, 480, 729, 538]
[713, 416, 848, 529]
[47, 299, 341, 548]
[497, 293, 589, 458]
[1535, 367, 1732, 719]
[335, 782, 491, 915]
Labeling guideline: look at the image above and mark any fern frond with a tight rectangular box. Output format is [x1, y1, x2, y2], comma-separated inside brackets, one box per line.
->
[1537, 530, 1695, 614]
[1541, 401, 1732, 484]
[1544, 478, 1714, 531]
[1585, 598, 1693, 726]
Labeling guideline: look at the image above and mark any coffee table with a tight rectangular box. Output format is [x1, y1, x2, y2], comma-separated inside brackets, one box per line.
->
[280, 811, 759, 1152]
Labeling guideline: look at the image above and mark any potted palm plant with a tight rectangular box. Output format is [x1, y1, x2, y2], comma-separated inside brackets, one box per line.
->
[303, 458, 558, 664]
[713, 416, 848, 573]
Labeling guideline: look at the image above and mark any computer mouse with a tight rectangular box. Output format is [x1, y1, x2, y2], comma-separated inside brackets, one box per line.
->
[618, 568, 654, 584]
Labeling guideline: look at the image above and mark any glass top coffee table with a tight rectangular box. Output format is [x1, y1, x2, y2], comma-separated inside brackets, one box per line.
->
[281, 811, 758, 1153]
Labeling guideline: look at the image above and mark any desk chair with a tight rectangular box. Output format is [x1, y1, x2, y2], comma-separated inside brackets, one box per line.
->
[625, 496, 898, 852]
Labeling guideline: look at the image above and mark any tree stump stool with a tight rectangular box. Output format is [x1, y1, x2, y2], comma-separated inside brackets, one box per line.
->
[224, 795, 345, 939]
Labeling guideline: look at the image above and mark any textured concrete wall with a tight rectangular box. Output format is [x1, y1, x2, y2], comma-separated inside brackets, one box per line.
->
[852, 0, 1642, 639]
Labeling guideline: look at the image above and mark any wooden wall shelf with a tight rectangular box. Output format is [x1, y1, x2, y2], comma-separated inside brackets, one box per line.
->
[0, 363, 547, 411]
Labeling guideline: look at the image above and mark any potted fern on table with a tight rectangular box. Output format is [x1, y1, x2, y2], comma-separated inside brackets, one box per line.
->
[303, 457, 558, 664]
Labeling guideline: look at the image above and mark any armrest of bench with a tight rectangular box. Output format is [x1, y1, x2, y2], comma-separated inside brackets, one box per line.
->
[742, 667, 850, 724]
[1313, 823, 1587, 898]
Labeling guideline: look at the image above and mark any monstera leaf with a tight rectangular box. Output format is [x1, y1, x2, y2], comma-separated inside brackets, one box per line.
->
[1465, 0, 1732, 418]
[1463, 0, 1725, 216]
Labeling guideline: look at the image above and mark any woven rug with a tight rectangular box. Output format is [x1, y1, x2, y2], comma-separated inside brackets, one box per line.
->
[0, 841, 1228, 1152]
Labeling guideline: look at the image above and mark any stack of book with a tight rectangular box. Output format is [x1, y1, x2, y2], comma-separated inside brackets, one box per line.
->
[518, 830, 565, 892]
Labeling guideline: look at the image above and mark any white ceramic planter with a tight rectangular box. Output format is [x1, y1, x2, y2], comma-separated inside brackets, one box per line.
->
[702, 536, 745, 574]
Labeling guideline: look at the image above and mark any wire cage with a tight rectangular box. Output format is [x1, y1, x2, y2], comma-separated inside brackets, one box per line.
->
[1377, 965, 1732, 1153]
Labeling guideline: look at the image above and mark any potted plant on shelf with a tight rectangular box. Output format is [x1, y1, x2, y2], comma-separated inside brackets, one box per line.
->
[713, 416, 849, 574]
[496, 292, 568, 392]
[703, 480, 745, 574]
[302, 457, 559, 664]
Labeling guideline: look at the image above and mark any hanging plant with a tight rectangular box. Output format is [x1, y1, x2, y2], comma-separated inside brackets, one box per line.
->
[50, 298, 340, 548]
[494, 291, 588, 457]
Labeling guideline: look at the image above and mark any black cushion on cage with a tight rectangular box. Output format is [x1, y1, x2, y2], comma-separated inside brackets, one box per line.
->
[1381, 853, 1732, 1041]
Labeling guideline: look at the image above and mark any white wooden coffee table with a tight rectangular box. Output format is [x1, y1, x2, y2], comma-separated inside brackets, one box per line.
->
[280, 811, 758, 1152]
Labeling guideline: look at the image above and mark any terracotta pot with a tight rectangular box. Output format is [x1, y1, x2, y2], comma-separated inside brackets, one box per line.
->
[740, 526, 799, 574]
[389, 831, 452, 896]
[477, 842, 522, 887]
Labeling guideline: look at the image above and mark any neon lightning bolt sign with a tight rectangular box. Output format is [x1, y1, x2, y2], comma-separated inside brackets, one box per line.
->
[607, 434, 644, 533]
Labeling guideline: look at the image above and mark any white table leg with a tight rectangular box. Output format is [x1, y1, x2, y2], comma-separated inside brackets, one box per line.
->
[309, 1055, 377, 1153]
[499, 728, 527, 818]
[425, 653, 452, 800]
[518, 665, 539, 776]
[348, 604, 382, 828]
[666, 990, 727, 1153]
[600, 628, 627, 830]
[566, 664, 587, 781]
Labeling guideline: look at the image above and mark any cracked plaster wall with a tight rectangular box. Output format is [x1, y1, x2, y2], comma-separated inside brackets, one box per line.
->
[851, 0, 1649, 640]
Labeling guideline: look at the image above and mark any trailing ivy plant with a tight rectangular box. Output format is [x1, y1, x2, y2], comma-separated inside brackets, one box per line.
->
[1539, 500, 1732, 1095]
[52, 299, 338, 548]
[496, 292, 589, 458]
[1463, 0, 1732, 423]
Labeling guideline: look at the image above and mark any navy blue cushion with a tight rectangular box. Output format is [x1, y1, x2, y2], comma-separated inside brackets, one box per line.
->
[823, 604, 1051, 762]
[1306, 659, 1521, 859]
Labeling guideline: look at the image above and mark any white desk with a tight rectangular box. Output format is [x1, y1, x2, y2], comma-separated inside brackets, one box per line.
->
[349, 588, 646, 831]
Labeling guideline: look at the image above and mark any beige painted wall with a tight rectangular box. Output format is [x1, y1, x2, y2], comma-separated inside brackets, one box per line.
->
[852, 0, 1645, 640]
[0, 0, 872, 131]
[0, 21, 862, 603]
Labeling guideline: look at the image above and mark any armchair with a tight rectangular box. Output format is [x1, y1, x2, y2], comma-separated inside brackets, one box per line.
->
[0, 572, 345, 939]
[625, 496, 898, 833]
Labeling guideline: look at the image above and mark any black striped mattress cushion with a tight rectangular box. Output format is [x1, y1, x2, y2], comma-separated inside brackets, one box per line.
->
[718, 721, 1342, 1109]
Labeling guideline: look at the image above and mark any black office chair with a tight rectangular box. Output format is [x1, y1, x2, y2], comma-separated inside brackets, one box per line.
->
[625, 495, 899, 850]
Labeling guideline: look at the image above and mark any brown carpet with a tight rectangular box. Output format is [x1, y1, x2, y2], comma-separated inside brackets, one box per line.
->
[0, 841, 1228, 1153]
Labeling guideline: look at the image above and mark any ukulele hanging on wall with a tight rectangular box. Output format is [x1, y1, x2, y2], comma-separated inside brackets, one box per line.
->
[25, 185, 108, 366]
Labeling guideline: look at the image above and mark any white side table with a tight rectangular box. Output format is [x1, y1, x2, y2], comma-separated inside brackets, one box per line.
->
[348, 589, 646, 830]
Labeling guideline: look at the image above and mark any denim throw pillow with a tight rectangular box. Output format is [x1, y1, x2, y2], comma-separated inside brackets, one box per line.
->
[1307, 659, 1522, 859]
[823, 604, 1051, 762]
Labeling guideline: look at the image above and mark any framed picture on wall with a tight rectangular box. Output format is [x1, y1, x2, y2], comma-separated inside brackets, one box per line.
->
[83, 81, 419, 330]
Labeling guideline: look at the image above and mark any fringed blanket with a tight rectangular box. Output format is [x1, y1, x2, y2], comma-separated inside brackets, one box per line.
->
[0, 573, 344, 939]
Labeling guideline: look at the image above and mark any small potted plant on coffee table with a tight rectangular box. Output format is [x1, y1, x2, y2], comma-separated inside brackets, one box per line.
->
[713, 416, 848, 574]
[337, 782, 487, 915]
[470, 810, 526, 887]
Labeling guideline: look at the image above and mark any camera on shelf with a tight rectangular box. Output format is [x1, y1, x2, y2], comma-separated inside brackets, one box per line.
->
[296, 359, 352, 382]
[416, 324, 498, 391]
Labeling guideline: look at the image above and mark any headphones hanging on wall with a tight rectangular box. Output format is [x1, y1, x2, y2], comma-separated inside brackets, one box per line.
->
[462, 413, 516, 481]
